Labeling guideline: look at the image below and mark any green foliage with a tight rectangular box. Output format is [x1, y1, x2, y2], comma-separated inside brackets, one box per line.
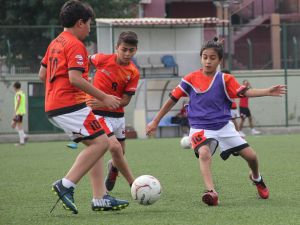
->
[0, 0, 139, 70]
[0, 134, 299, 225]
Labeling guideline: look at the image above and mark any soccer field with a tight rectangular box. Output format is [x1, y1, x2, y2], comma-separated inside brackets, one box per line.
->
[0, 134, 299, 225]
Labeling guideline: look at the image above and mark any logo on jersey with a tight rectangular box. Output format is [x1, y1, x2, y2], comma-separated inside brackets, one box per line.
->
[75, 54, 84, 66]
[101, 69, 110, 76]
[72, 129, 84, 138]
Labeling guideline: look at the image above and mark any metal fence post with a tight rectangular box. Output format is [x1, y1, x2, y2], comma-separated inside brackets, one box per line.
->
[282, 24, 289, 127]
[292, 36, 298, 69]
[246, 38, 253, 70]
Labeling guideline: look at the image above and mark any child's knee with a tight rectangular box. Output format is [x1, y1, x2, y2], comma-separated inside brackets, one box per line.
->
[198, 147, 212, 161]
[109, 141, 122, 156]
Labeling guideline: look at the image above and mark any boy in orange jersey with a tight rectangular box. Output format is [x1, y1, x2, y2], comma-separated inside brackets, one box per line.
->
[87, 31, 139, 195]
[38, 0, 128, 214]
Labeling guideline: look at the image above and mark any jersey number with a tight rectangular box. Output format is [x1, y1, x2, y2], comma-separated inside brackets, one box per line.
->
[89, 120, 101, 131]
[49, 57, 58, 83]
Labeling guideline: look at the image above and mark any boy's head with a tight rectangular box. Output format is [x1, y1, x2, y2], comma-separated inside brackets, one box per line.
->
[117, 31, 138, 47]
[115, 31, 138, 65]
[59, 0, 94, 28]
[13, 82, 21, 90]
[243, 80, 250, 87]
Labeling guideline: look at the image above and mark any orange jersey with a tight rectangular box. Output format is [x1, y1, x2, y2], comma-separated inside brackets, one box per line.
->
[41, 31, 89, 115]
[171, 69, 242, 100]
[90, 53, 140, 116]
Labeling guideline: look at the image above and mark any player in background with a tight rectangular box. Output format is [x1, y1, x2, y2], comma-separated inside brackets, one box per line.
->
[87, 31, 139, 196]
[176, 100, 190, 137]
[38, 0, 128, 214]
[11, 81, 28, 146]
[146, 37, 286, 206]
[239, 79, 261, 136]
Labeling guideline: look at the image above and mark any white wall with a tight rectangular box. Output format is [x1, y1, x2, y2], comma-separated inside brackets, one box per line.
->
[96, 25, 204, 76]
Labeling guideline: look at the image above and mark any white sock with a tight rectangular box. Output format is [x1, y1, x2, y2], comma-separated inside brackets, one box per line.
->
[62, 178, 76, 188]
[252, 174, 262, 182]
[18, 130, 25, 144]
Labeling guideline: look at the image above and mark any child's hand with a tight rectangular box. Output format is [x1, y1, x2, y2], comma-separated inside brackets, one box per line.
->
[268, 85, 287, 96]
[146, 120, 158, 136]
[102, 95, 121, 109]
[86, 98, 105, 109]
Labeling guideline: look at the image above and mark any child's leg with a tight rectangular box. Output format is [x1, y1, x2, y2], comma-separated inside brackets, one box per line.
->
[89, 156, 106, 198]
[239, 116, 245, 131]
[248, 116, 254, 129]
[239, 146, 259, 179]
[16, 122, 25, 144]
[197, 145, 215, 191]
[239, 146, 269, 199]
[64, 135, 109, 184]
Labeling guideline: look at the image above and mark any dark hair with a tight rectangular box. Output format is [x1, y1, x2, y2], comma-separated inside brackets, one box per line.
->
[117, 31, 138, 47]
[59, 0, 94, 28]
[13, 81, 21, 89]
[221, 69, 231, 74]
[200, 37, 224, 60]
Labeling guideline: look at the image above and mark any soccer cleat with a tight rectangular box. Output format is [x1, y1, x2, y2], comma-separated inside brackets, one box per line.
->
[249, 175, 269, 199]
[202, 190, 218, 206]
[91, 194, 129, 211]
[14, 143, 25, 147]
[251, 129, 261, 135]
[105, 160, 119, 191]
[51, 180, 78, 214]
[66, 142, 78, 149]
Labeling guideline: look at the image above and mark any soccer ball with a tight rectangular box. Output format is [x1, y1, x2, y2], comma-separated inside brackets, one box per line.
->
[131, 175, 162, 205]
[180, 136, 191, 149]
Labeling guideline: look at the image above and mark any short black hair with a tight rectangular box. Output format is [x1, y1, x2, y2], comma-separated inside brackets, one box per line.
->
[117, 31, 138, 47]
[200, 37, 224, 60]
[221, 69, 231, 74]
[59, 0, 94, 28]
[13, 81, 21, 89]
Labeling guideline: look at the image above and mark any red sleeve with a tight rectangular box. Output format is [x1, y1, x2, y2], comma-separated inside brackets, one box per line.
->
[224, 74, 242, 98]
[125, 68, 140, 94]
[89, 53, 104, 67]
[169, 85, 187, 101]
[41, 48, 49, 68]
[225, 74, 249, 98]
[66, 42, 87, 72]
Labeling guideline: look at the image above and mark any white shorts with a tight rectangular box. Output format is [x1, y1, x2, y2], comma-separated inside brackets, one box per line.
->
[49, 107, 105, 142]
[189, 121, 248, 160]
[96, 116, 126, 141]
[230, 109, 240, 119]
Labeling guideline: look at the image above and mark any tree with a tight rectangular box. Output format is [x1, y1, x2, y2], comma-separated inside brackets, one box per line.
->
[0, 0, 139, 73]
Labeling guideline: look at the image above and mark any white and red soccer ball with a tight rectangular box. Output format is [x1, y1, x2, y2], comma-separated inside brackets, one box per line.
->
[180, 136, 191, 149]
[131, 175, 162, 205]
